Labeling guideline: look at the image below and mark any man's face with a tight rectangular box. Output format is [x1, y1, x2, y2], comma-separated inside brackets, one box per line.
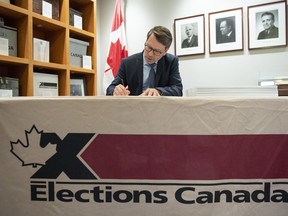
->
[261, 14, 274, 30]
[185, 25, 193, 37]
[220, 21, 230, 36]
[144, 33, 168, 64]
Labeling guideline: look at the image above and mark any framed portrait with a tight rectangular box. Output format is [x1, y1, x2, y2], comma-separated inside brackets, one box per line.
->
[209, 8, 243, 53]
[70, 78, 86, 96]
[174, 14, 205, 57]
[248, 0, 287, 50]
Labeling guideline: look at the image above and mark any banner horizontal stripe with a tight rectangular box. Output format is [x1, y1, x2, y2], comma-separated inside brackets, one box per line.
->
[82, 134, 288, 180]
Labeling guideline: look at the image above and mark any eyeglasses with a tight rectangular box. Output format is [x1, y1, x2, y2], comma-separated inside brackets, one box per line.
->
[144, 43, 163, 56]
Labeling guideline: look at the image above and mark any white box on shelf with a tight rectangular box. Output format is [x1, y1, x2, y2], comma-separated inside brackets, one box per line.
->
[70, 38, 89, 67]
[33, 72, 58, 96]
[33, 38, 50, 62]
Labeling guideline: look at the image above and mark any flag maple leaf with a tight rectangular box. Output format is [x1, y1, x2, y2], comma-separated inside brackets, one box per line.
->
[10, 125, 57, 168]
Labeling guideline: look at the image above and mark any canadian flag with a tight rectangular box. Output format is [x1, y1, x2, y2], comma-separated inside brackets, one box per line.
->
[103, 0, 128, 93]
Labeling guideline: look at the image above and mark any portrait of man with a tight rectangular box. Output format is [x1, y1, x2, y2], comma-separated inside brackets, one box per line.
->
[216, 17, 236, 44]
[257, 11, 279, 40]
[181, 23, 198, 48]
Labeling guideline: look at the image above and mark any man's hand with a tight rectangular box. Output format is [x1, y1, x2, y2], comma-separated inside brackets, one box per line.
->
[113, 84, 130, 96]
[140, 88, 161, 96]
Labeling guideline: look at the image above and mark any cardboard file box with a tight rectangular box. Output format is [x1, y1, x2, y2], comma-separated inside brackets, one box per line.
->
[33, 38, 50, 62]
[0, 25, 17, 56]
[69, 8, 83, 29]
[70, 38, 89, 67]
[33, 0, 60, 20]
[33, 72, 58, 96]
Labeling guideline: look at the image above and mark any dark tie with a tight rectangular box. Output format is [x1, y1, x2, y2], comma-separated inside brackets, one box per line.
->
[148, 63, 156, 88]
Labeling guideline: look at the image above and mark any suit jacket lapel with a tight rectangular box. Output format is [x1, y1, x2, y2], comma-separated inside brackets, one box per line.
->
[190, 36, 196, 46]
[136, 53, 144, 94]
[155, 56, 165, 85]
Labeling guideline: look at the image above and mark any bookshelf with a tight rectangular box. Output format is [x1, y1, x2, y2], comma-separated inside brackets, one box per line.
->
[0, 0, 97, 96]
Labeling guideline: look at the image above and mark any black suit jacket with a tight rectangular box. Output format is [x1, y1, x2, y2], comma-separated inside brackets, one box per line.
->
[106, 52, 183, 96]
[181, 35, 198, 48]
[217, 30, 236, 44]
[257, 26, 279, 40]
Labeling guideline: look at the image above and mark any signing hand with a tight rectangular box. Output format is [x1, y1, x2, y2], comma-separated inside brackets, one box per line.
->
[113, 84, 130, 96]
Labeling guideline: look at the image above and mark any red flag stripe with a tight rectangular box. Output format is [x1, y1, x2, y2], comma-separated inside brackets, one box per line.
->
[103, 0, 128, 92]
[111, 0, 123, 31]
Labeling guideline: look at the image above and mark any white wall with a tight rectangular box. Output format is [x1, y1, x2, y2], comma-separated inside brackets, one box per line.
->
[97, 0, 288, 95]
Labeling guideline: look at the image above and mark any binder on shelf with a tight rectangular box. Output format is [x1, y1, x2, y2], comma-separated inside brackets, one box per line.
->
[0, 76, 19, 96]
[33, 72, 58, 96]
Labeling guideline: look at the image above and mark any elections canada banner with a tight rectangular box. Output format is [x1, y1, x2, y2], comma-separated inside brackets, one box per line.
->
[0, 97, 288, 216]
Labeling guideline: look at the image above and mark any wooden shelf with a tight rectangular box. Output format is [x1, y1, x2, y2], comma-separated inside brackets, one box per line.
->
[0, 0, 97, 96]
[33, 61, 67, 70]
[33, 13, 66, 30]
[70, 66, 95, 74]
[0, 55, 29, 65]
[0, 2, 28, 17]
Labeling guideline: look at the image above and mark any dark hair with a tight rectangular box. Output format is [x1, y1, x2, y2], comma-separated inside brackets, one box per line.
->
[146, 26, 173, 49]
[261, 12, 275, 22]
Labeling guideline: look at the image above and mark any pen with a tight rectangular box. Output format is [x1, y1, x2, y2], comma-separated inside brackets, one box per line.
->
[121, 79, 129, 91]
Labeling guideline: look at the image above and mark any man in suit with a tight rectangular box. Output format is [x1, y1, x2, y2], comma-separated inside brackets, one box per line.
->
[181, 23, 198, 48]
[257, 12, 279, 40]
[217, 18, 236, 44]
[106, 26, 183, 96]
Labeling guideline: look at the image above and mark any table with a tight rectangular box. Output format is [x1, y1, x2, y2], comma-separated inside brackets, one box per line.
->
[1, 96, 288, 216]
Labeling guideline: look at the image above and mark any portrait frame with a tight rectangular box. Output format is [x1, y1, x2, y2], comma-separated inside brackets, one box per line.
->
[174, 14, 205, 57]
[209, 8, 243, 54]
[248, 0, 287, 50]
[70, 78, 86, 96]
